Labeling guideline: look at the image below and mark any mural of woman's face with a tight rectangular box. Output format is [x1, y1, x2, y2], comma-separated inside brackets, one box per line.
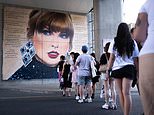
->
[33, 28, 70, 67]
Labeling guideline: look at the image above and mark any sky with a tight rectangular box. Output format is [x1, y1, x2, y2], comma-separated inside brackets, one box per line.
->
[123, 0, 147, 24]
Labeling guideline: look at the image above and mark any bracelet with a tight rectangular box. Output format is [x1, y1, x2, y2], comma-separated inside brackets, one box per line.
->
[108, 69, 112, 73]
[107, 69, 112, 76]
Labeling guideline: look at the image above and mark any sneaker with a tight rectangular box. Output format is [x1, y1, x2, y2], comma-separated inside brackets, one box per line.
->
[110, 103, 117, 110]
[88, 98, 92, 103]
[91, 93, 94, 99]
[85, 94, 88, 99]
[82, 95, 85, 100]
[78, 99, 84, 103]
[85, 97, 92, 103]
[109, 98, 113, 102]
[102, 103, 109, 110]
[75, 96, 80, 100]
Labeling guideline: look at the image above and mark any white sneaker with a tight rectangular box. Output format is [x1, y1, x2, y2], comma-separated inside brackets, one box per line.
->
[102, 103, 109, 110]
[75, 96, 80, 100]
[85, 97, 92, 103]
[82, 95, 85, 100]
[110, 103, 117, 110]
[109, 98, 113, 102]
[88, 98, 92, 103]
[78, 99, 84, 103]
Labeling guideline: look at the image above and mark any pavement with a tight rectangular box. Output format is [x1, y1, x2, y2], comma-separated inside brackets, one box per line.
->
[0, 79, 59, 93]
[0, 79, 144, 115]
[0, 79, 139, 94]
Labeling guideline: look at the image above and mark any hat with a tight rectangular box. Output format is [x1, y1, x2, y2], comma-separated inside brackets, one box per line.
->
[82, 45, 88, 53]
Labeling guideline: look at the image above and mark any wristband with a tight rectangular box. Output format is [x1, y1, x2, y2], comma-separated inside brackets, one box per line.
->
[108, 69, 112, 76]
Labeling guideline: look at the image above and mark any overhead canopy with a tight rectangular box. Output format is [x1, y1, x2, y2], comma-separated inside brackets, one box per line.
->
[0, 0, 93, 14]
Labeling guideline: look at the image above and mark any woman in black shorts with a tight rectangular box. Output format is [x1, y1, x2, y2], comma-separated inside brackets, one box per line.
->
[106, 23, 139, 115]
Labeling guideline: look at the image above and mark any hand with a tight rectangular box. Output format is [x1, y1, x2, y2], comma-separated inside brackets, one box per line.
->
[74, 65, 77, 70]
[105, 72, 109, 80]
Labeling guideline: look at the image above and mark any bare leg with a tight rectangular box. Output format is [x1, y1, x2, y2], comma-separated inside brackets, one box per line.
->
[122, 78, 132, 115]
[99, 77, 104, 98]
[103, 80, 109, 103]
[79, 85, 84, 99]
[92, 82, 96, 98]
[115, 79, 124, 111]
[139, 54, 154, 115]
[110, 79, 116, 105]
[67, 88, 71, 96]
[86, 84, 92, 98]
[74, 83, 78, 96]
[63, 87, 66, 96]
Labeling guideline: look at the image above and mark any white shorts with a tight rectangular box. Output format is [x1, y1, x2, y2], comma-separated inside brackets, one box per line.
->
[100, 73, 107, 80]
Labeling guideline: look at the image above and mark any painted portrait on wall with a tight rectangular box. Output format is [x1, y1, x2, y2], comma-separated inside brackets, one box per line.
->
[3, 6, 88, 80]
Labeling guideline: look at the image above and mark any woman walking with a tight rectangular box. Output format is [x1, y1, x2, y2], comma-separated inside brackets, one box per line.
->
[107, 23, 139, 115]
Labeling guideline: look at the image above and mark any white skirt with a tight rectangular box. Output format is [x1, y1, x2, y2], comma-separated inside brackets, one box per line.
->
[100, 73, 107, 80]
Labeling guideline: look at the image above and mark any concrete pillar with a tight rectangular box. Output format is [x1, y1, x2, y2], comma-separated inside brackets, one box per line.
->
[0, 4, 2, 81]
[93, 0, 123, 60]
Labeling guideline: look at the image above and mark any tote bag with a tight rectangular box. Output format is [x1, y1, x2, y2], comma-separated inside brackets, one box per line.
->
[99, 53, 108, 73]
[99, 64, 107, 73]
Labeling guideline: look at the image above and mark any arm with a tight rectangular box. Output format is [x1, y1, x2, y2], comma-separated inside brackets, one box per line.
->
[106, 53, 115, 78]
[134, 57, 139, 80]
[134, 56, 139, 70]
[61, 62, 65, 76]
[74, 56, 80, 69]
[134, 13, 148, 43]
[74, 61, 78, 71]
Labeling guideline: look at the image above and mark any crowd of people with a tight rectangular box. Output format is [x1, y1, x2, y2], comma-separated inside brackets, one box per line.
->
[54, 0, 154, 115]
[57, 46, 98, 103]
[56, 21, 148, 115]
[56, 22, 141, 115]
[6, 0, 153, 115]
[57, 43, 118, 109]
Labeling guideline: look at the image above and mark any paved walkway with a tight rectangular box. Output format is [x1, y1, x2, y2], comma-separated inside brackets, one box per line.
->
[0, 79, 143, 115]
[0, 79, 59, 93]
[0, 79, 138, 94]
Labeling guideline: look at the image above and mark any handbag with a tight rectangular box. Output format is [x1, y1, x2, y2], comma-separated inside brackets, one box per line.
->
[99, 53, 108, 73]
[99, 64, 107, 73]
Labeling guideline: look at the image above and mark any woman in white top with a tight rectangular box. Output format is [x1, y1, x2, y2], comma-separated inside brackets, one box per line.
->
[134, 0, 154, 114]
[107, 23, 139, 115]
[71, 52, 80, 100]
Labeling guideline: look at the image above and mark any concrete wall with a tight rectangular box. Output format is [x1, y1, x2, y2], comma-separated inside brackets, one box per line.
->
[0, 4, 89, 81]
[0, 0, 123, 82]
